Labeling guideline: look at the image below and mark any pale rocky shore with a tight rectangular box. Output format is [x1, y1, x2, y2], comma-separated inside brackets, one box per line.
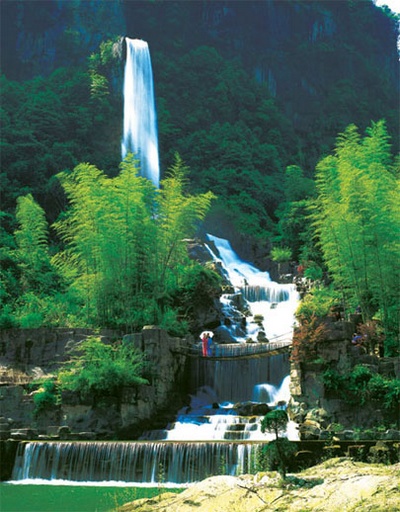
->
[118, 458, 400, 512]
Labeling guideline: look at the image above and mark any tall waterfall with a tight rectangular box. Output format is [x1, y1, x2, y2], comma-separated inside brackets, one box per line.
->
[121, 38, 160, 187]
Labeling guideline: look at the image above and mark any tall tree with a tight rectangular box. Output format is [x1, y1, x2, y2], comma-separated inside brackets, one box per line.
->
[14, 194, 56, 295]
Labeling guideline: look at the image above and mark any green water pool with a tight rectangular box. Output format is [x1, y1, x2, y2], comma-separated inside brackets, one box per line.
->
[0, 483, 184, 512]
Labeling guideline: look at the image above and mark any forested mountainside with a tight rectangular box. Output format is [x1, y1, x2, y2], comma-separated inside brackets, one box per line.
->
[1, 0, 398, 232]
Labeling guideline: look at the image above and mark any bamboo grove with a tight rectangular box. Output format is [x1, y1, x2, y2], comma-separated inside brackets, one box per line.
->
[2, 154, 215, 334]
[1, 121, 399, 354]
[311, 121, 399, 355]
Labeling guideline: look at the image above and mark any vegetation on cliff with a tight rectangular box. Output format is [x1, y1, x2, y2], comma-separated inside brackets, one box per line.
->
[311, 120, 399, 355]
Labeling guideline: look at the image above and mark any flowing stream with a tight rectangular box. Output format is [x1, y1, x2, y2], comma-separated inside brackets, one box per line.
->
[10, 235, 299, 485]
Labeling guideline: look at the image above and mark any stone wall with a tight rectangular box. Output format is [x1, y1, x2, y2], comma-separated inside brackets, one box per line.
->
[0, 327, 192, 440]
[0, 327, 118, 371]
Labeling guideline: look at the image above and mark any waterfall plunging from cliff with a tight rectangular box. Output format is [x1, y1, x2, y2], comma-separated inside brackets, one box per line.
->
[121, 37, 160, 187]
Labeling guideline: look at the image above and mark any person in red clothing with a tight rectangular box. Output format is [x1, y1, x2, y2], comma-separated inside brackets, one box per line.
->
[202, 333, 208, 356]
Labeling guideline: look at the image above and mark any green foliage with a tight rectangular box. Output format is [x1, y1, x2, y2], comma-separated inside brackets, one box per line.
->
[154, 46, 295, 240]
[312, 121, 399, 354]
[0, 212, 20, 324]
[274, 165, 317, 260]
[296, 286, 339, 323]
[58, 336, 149, 400]
[283, 165, 316, 203]
[31, 378, 60, 417]
[261, 410, 289, 438]
[322, 365, 400, 420]
[303, 264, 323, 282]
[271, 246, 292, 263]
[0, 305, 16, 329]
[260, 410, 295, 478]
[384, 379, 400, 410]
[168, 262, 221, 332]
[276, 199, 316, 261]
[14, 194, 57, 295]
[52, 153, 214, 332]
[0, 195, 66, 328]
[256, 438, 297, 476]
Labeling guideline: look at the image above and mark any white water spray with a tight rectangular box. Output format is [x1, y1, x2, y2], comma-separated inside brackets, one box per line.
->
[121, 38, 160, 187]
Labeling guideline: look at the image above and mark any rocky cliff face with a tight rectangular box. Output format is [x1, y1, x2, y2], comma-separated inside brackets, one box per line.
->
[289, 319, 400, 440]
[0, 327, 192, 440]
[3, 0, 398, 102]
[124, 0, 399, 135]
[1, 0, 126, 80]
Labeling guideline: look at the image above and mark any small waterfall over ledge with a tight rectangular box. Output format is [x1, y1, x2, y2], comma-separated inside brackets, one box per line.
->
[12, 441, 257, 485]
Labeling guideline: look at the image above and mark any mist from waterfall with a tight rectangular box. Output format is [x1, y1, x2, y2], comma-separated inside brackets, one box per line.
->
[121, 38, 160, 187]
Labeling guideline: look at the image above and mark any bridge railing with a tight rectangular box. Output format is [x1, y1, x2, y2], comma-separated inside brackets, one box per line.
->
[190, 338, 292, 358]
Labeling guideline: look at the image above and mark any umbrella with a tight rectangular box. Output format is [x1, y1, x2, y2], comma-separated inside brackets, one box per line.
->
[200, 331, 214, 339]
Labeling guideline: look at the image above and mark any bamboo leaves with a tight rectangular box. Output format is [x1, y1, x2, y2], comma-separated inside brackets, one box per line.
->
[14, 194, 55, 295]
[52, 153, 215, 330]
[312, 121, 399, 354]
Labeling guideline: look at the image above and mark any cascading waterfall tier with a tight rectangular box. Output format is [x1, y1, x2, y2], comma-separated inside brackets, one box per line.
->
[188, 353, 289, 404]
[121, 37, 160, 187]
[205, 234, 299, 343]
[9, 238, 300, 485]
[12, 441, 259, 485]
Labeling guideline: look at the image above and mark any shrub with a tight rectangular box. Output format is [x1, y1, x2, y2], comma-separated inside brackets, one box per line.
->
[256, 438, 297, 474]
[259, 410, 296, 478]
[322, 365, 400, 419]
[58, 336, 149, 401]
[295, 286, 339, 323]
[383, 379, 400, 411]
[0, 304, 16, 329]
[32, 378, 60, 417]
[322, 368, 343, 394]
[159, 308, 189, 337]
[291, 315, 327, 364]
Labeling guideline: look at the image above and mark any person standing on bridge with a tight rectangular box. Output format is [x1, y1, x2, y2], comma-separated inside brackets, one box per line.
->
[201, 332, 208, 357]
[207, 334, 213, 356]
